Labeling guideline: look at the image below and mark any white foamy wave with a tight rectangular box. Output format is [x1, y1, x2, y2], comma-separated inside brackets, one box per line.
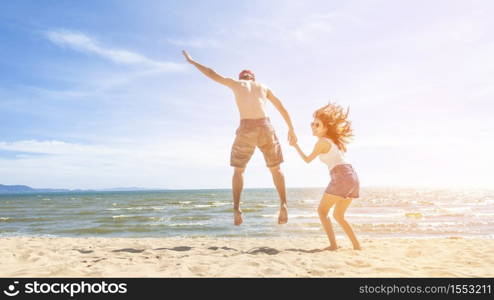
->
[112, 215, 131, 219]
[106, 206, 167, 211]
[443, 207, 472, 213]
[347, 212, 404, 219]
[150, 206, 167, 210]
[211, 202, 229, 206]
[298, 198, 318, 203]
[167, 221, 208, 227]
[148, 217, 167, 225]
[418, 221, 459, 227]
[472, 212, 494, 218]
[261, 214, 277, 218]
[289, 214, 315, 219]
[301, 227, 320, 231]
[0, 217, 10, 221]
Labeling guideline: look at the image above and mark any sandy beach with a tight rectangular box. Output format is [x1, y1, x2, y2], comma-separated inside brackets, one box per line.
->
[1, 236, 493, 277]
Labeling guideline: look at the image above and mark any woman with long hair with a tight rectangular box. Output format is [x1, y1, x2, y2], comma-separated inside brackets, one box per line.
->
[291, 103, 361, 250]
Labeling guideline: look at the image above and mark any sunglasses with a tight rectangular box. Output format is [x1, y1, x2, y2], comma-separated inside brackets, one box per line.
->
[311, 121, 322, 128]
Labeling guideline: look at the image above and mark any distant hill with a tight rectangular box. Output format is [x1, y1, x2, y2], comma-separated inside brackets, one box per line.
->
[0, 184, 154, 194]
[0, 184, 74, 194]
[0, 184, 37, 193]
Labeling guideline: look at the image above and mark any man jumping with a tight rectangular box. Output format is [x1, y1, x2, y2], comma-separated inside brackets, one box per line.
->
[182, 50, 297, 226]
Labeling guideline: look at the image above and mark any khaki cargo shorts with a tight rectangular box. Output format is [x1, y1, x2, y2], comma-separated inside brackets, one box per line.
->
[230, 118, 284, 168]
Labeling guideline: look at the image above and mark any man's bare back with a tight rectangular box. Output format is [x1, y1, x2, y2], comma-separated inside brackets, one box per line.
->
[227, 79, 270, 120]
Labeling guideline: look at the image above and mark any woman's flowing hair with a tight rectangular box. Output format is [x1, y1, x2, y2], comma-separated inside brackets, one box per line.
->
[313, 103, 353, 152]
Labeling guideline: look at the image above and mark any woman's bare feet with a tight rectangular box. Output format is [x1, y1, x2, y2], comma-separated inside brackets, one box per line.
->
[234, 210, 243, 226]
[278, 204, 288, 224]
[324, 245, 338, 251]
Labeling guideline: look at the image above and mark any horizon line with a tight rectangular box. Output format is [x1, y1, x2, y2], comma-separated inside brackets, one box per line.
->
[1, 184, 493, 193]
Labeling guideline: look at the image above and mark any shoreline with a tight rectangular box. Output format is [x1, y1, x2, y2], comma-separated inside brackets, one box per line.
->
[1, 236, 493, 277]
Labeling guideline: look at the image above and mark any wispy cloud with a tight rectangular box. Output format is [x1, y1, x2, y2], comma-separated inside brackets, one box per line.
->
[0, 139, 227, 167]
[0, 139, 230, 189]
[0, 140, 127, 156]
[16, 67, 171, 101]
[46, 30, 186, 71]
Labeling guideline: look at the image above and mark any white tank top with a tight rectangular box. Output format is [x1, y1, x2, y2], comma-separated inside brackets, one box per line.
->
[318, 138, 347, 171]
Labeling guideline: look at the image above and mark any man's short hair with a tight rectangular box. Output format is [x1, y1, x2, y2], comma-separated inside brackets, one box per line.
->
[239, 69, 255, 81]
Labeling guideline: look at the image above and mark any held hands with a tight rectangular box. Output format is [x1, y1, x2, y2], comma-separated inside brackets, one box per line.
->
[182, 50, 193, 64]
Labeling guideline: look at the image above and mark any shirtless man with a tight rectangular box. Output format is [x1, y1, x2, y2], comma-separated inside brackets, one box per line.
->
[182, 50, 297, 226]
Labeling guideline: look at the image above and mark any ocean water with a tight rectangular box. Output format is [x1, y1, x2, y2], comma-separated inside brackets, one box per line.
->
[0, 187, 493, 238]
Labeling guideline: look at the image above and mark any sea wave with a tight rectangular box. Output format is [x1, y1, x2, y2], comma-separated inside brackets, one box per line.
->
[105, 206, 167, 211]
[100, 215, 160, 222]
[166, 221, 209, 227]
[0, 217, 56, 223]
[169, 215, 212, 221]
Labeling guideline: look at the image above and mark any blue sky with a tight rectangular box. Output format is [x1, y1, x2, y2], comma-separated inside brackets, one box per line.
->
[1, 0, 493, 189]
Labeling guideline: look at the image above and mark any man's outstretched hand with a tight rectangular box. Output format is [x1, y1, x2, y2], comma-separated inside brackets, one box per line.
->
[182, 50, 193, 64]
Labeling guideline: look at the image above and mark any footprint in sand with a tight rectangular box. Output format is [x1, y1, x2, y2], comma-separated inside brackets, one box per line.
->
[262, 268, 278, 275]
[17, 252, 31, 262]
[112, 248, 145, 253]
[247, 261, 260, 267]
[345, 260, 371, 268]
[29, 255, 41, 263]
[208, 246, 237, 251]
[373, 267, 409, 275]
[189, 265, 208, 274]
[17, 252, 41, 263]
[247, 247, 280, 255]
[406, 250, 422, 258]
[73, 249, 94, 254]
[308, 270, 325, 276]
[154, 246, 192, 252]
[426, 270, 458, 277]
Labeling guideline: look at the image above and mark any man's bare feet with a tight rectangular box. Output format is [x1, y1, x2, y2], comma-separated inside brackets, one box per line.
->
[234, 210, 243, 226]
[278, 204, 288, 224]
[353, 245, 362, 250]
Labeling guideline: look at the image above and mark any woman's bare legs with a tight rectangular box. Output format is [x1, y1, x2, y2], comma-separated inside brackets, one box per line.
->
[333, 197, 361, 250]
[318, 193, 340, 250]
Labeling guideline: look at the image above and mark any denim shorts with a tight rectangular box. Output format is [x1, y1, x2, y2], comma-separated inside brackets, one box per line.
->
[325, 164, 359, 198]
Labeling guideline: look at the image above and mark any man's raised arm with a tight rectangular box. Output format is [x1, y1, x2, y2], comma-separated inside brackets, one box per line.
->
[266, 89, 298, 145]
[182, 50, 235, 86]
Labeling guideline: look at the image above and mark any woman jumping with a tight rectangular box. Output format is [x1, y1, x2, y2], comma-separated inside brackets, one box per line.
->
[291, 103, 361, 250]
